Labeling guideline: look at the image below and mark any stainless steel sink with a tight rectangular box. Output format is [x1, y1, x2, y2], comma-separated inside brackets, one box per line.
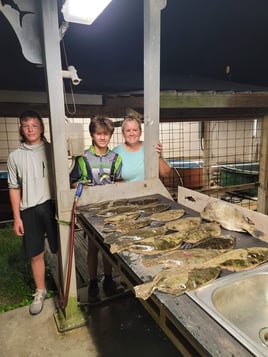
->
[188, 262, 268, 357]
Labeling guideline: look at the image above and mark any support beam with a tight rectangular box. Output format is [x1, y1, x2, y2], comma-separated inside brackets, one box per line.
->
[144, 0, 167, 179]
[41, 0, 83, 326]
[258, 115, 268, 214]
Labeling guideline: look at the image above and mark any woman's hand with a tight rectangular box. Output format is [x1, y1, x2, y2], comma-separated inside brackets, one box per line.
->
[156, 142, 163, 157]
[156, 142, 172, 177]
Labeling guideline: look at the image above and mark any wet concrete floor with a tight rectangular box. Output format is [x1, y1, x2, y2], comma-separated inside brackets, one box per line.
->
[82, 291, 182, 357]
[0, 292, 182, 357]
[73, 232, 182, 356]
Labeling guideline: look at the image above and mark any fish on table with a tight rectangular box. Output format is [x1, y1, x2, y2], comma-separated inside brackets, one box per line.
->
[110, 231, 186, 254]
[104, 225, 169, 246]
[97, 202, 170, 218]
[103, 211, 141, 224]
[79, 197, 158, 215]
[134, 266, 221, 300]
[102, 217, 152, 234]
[205, 247, 268, 271]
[182, 222, 222, 244]
[141, 248, 226, 269]
[164, 216, 202, 231]
[149, 209, 185, 222]
[189, 235, 236, 250]
[110, 222, 223, 255]
[200, 200, 264, 239]
[128, 197, 161, 206]
[97, 205, 140, 217]
[139, 203, 171, 215]
[77, 198, 129, 213]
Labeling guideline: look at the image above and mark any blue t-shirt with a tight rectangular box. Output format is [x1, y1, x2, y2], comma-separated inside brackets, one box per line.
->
[113, 143, 144, 182]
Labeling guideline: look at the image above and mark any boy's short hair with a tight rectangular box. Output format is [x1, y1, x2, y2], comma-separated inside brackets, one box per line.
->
[89, 116, 114, 137]
[19, 110, 46, 143]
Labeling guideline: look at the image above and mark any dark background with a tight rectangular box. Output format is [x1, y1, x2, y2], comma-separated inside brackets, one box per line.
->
[1, 0, 268, 93]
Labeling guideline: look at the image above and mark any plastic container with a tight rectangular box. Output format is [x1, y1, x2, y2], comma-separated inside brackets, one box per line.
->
[162, 159, 203, 189]
[220, 163, 259, 196]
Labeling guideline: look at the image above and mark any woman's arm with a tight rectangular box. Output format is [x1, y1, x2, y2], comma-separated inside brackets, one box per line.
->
[156, 142, 171, 178]
[159, 156, 171, 177]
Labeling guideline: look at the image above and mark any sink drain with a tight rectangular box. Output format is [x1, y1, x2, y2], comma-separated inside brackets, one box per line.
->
[259, 327, 268, 347]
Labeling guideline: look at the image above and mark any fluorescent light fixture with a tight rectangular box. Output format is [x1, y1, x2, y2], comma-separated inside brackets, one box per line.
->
[62, 0, 112, 25]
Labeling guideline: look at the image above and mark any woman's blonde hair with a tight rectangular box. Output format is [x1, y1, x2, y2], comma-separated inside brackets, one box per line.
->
[121, 115, 142, 133]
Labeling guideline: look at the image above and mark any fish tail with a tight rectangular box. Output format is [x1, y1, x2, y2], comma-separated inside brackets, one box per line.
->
[248, 227, 264, 239]
[134, 282, 155, 300]
[110, 243, 129, 254]
[110, 244, 124, 254]
[141, 258, 155, 268]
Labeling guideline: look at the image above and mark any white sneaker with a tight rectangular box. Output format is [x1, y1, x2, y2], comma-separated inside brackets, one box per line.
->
[29, 289, 47, 315]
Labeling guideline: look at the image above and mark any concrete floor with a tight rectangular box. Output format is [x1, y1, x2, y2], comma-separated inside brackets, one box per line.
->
[0, 298, 97, 357]
[0, 292, 181, 357]
[0, 219, 182, 356]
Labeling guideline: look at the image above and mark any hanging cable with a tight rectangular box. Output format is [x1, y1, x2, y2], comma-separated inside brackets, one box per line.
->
[61, 38, 77, 115]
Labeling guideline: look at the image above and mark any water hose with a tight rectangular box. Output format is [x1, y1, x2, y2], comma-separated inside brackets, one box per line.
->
[59, 182, 84, 314]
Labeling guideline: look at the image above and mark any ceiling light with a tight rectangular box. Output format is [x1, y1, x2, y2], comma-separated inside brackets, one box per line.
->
[61, 0, 112, 25]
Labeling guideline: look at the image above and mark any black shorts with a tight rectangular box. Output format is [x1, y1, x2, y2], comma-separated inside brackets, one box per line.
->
[21, 200, 58, 258]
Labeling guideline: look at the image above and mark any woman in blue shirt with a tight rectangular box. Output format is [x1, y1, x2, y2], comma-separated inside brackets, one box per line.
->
[113, 116, 171, 182]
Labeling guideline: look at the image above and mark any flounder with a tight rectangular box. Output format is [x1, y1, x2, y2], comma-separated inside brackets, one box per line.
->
[149, 209, 185, 222]
[140, 203, 171, 215]
[97, 205, 139, 217]
[104, 226, 169, 246]
[183, 222, 221, 243]
[190, 235, 236, 250]
[77, 199, 128, 212]
[164, 216, 202, 231]
[104, 211, 140, 224]
[134, 266, 221, 300]
[205, 247, 268, 271]
[98, 202, 170, 218]
[77, 200, 111, 214]
[200, 200, 263, 238]
[102, 217, 152, 234]
[128, 198, 161, 206]
[110, 231, 185, 254]
[142, 248, 225, 269]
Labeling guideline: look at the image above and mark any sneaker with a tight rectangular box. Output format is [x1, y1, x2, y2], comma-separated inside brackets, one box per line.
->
[29, 289, 47, 316]
[103, 279, 125, 297]
[88, 285, 100, 303]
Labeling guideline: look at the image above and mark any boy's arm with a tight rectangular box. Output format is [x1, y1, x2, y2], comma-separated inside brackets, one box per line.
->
[69, 158, 82, 188]
[114, 155, 123, 181]
[9, 188, 24, 236]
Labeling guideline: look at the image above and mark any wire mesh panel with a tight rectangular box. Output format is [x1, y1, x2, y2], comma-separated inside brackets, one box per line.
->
[158, 118, 262, 209]
[110, 117, 262, 208]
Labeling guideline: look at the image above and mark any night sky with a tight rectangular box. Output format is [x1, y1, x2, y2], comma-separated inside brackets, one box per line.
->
[1, 0, 268, 93]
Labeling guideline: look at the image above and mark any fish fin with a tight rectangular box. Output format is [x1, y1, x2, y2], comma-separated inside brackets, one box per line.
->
[110, 244, 128, 254]
[249, 228, 265, 239]
[246, 216, 255, 225]
[134, 281, 156, 300]
[141, 257, 153, 268]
